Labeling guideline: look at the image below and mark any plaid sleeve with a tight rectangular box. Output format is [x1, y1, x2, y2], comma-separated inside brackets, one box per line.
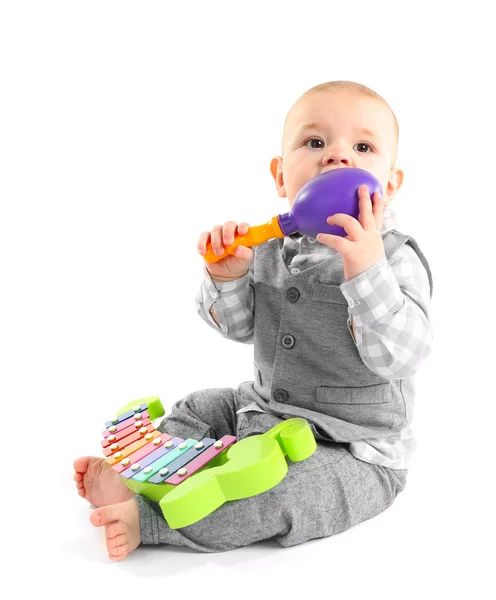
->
[340, 245, 432, 379]
[195, 267, 254, 344]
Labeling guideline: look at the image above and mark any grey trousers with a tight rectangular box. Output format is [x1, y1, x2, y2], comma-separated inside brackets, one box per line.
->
[135, 387, 407, 553]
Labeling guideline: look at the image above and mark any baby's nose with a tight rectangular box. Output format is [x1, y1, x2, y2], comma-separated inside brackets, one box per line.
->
[323, 149, 351, 166]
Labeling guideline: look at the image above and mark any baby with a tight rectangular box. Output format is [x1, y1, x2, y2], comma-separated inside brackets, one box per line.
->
[74, 80, 433, 560]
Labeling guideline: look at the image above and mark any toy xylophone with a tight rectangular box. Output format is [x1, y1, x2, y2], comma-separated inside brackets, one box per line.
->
[101, 396, 317, 529]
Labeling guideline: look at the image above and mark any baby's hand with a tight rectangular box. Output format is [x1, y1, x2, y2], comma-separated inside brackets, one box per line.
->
[316, 186, 385, 281]
[198, 221, 254, 282]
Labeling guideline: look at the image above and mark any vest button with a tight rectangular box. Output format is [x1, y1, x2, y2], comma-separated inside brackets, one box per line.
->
[287, 287, 300, 303]
[282, 334, 295, 349]
[273, 389, 289, 403]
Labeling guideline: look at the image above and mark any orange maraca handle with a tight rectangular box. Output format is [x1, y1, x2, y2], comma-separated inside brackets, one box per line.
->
[203, 216, 284, 263]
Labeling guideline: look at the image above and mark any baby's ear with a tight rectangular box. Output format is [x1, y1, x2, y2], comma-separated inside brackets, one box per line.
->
[385, 167, 404, 203]
[270, 156, 287, 198]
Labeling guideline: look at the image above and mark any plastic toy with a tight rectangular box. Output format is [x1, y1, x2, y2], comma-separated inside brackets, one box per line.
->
[100, 396, 316, 529]
[203, 167, 383, 263]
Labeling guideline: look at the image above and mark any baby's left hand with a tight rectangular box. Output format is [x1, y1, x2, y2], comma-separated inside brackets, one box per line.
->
[316, 185, 385, 281]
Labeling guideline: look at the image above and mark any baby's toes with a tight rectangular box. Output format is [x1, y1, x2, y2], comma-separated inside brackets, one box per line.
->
[74, 474, 86, 495]
[106, 522, 130, 560]
[107, 531, 127, 551]
[108, 538, 129, 561]
[73, 456, 90, 473]
[106, 521, 126, 539]
[91, 505, 116, 527]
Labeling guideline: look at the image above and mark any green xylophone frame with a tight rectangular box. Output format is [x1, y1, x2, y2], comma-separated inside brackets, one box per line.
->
[105, 396, 317, 529]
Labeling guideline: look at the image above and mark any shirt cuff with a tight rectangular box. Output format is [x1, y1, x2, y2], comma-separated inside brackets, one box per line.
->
[201, 267, 250, 310]
[339, 257, 405, 327]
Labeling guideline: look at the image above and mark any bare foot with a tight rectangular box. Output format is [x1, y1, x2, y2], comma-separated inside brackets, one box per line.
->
[90, 499, 141, 561]
[73, 456, 134, 508]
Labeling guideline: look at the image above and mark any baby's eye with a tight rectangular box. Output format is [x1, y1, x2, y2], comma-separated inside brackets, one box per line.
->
[304, 138, 324, 149]
[354, 142, 372, 153]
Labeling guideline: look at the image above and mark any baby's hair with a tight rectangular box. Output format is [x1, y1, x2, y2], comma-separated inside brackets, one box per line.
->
[282, 80, 399, 164]
[301, 81, 398, 138]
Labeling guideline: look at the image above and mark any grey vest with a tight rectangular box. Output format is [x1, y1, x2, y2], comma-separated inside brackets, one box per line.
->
[238, 230, 433, 443]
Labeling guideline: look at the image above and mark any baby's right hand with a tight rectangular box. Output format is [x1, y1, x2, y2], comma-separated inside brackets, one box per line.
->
[198, 221, 254, 282]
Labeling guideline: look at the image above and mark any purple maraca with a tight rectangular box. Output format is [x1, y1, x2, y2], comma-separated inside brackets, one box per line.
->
[203, 167, 383, 263]
[278, 167, 384, 238]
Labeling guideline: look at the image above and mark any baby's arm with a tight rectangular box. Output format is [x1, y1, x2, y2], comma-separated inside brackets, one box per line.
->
[195, 220, 255, 343]
[196, 266, 255, 344]
[340, 244, 432, 379]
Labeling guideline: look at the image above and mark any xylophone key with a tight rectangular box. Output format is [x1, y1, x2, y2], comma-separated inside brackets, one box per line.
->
[119, 437, 185, 479]
[165, 435, 237, 485]
[102, 423, 156, 457]
[101, 417, 152, 449]
[111, 432, 173, 474]
[103, 410, 150, 437]
[131, 438, 200, 483]
[106, 429, 161, 466]
[104, 403, 148, 429]
[147, 438, 216, 484]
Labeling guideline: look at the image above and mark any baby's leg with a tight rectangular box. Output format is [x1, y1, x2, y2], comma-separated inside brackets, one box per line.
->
[156, 387, 243, 440]
[134, 411, 407, 552]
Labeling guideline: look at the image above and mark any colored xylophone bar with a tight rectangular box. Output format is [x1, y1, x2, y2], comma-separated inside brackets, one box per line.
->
[102, 398, 236, 488]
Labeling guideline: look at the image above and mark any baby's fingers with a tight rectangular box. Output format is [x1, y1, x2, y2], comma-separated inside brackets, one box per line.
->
[210, 225, 225, 256]
[237, 222, 250, 236]
[197, 231, 212, 256]
[233, 245, 253, 261]
[327, 213, 362, 239]
[371, 191, 384, 231]
[222, 221, 239, 245]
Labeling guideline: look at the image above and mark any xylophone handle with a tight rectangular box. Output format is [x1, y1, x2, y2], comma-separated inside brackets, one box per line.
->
[264, 417, 317, 462]
[203, 216, 284, 263]
[115, 396, 165, 420]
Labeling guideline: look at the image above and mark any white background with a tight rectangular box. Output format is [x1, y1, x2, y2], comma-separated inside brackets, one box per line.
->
[1, 1, 494, 598]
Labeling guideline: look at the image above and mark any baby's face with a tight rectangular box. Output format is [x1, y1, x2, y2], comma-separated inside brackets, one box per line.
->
[271, 90, 402, 207]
